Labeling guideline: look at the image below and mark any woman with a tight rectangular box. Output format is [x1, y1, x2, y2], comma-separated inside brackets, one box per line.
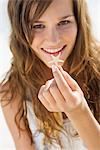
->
[0, 0, 100, 149]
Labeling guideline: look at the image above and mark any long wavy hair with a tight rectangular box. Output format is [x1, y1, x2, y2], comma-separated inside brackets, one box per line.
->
[0, 0, 100, 148]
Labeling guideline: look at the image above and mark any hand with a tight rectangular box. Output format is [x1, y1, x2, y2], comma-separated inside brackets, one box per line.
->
[38, 65, 88, 115]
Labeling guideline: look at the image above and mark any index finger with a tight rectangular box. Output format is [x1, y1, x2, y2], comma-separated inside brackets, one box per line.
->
[52, 65, 73, 100]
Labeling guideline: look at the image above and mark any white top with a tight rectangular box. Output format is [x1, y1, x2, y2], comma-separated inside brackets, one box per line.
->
[26, 101, 88, 150]
[0, 102, 88, 150]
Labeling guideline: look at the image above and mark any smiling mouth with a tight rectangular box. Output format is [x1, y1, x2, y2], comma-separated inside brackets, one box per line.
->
[41, 45, 66, 55]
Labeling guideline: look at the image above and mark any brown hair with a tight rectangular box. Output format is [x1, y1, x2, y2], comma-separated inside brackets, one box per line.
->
[0, 0, 100, 148]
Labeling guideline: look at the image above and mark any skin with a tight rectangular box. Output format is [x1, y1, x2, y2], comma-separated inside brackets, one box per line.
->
[0, 0, 99, 150]
[31, 0, 100, 149]
[31, 0, 83, 113]
[31, 0, 77, 68]
[38, 64, 87, 113]
[38, 65, 100, 150]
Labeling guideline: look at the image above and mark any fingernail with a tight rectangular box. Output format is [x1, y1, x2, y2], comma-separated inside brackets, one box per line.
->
[44, 80, 52, 91]
[52, 65, 57, 73]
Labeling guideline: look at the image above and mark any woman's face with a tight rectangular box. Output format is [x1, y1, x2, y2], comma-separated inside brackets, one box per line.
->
[30, 0, 77, 68]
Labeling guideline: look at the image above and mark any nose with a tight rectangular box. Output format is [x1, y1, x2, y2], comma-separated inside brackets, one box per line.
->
[45, 28, 60, 45]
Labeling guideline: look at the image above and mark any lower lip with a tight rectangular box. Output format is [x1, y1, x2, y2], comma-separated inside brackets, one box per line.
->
[42, 45, 66, 56]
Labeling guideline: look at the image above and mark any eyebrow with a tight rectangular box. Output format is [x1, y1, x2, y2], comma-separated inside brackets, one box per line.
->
[34, 14, 74, 23]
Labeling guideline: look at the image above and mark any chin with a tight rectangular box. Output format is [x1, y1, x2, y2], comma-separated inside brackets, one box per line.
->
[48, 62, 64, 68]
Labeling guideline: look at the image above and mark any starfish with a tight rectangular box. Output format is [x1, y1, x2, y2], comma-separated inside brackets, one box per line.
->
[48, 52, 64, 65]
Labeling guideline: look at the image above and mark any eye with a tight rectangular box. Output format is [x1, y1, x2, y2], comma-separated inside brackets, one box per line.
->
[31, 24, 45, 29]
[58, 20, 71, 26]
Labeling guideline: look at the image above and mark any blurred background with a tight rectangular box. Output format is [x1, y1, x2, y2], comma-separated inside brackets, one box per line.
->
[0, 0, 100, 81]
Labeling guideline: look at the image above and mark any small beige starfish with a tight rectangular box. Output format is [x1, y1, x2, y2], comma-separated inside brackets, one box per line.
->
[48, 53, 64, 65]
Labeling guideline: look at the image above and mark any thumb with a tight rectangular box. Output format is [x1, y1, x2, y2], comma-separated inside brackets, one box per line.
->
[58, 66, 79, 91]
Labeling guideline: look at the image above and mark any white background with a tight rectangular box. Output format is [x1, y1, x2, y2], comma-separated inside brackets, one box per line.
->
[0, 0, 100, 149]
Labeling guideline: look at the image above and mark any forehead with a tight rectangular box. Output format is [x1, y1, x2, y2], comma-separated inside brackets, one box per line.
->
[29, 0, 73, 21]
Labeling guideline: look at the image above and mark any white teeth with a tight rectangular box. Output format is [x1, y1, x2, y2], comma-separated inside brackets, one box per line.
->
[43, 47, 63, 53]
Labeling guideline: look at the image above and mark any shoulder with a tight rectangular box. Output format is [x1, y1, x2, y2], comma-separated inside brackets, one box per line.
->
[0, 82, 35, 149]
[0, 82, 10, 103]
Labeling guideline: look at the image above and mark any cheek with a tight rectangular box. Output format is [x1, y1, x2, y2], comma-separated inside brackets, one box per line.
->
[31, 34, 43, 50]
[61, 26, 77, 41]
[31, 31, 49, 52]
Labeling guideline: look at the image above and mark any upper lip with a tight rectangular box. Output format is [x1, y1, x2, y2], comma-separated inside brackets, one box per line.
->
[41, 45, 66, 53]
